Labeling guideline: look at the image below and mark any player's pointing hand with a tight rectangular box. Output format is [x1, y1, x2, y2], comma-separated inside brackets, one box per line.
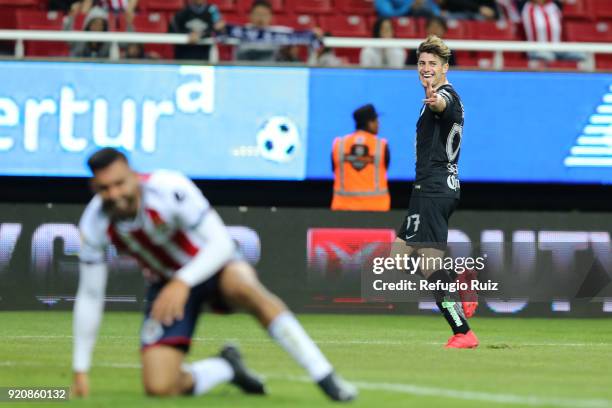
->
[151, 278, 190, 326]
[423, 79, 439, 106]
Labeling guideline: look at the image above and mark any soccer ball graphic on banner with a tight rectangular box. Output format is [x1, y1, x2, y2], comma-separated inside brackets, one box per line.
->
[256, 116, 300, 163]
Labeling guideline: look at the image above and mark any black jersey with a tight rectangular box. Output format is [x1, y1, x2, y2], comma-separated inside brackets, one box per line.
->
[414, 83, 464, 198]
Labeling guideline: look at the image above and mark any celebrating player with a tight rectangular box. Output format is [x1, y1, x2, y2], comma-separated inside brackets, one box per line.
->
[72, 148, 357, 401]
[394, 35, 479, 349]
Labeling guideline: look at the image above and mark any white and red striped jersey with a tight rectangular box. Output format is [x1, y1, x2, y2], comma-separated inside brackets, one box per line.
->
[95, 0, 131, 12]
[79, 170, 222, 281]
[522, 0, 562, 43]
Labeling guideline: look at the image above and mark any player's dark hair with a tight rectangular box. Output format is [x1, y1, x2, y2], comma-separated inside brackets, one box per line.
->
[417, 35, 452, 65]
[250, 0, 272, 12]
[87, 148, 128, 173]
[372, 18, 392, 38]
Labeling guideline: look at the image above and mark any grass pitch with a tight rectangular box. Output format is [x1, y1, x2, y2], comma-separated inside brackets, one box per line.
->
[1, 311, 611, 408]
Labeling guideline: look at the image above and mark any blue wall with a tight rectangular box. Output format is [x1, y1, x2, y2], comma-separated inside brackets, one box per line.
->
[0, 60, 611, 184]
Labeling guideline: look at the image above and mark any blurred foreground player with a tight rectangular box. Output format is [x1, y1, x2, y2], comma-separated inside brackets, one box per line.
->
[393, 35, 479, 349]
[72, 148, 357, 401]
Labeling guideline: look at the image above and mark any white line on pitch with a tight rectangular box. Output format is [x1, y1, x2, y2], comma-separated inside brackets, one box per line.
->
[1, 335, 611, 348]
[1, 361, 609, 408]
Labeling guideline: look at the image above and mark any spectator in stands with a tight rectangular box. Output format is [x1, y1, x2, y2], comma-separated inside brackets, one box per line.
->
[360, 18, 406, 68]
[235, 0, 282, 61]
[437, 0, 499, 20]
[170, 0, 225, 61]
[233, 0, 322, 63]
[375, 0, 441, 19]
[309, 31, 345, 67]
[74, 0, 138, 30]
[63, 4, 111, 58]
[521, 0, 582, 61]
[310, 46, 345, 66]
[407, 16, 457, 65]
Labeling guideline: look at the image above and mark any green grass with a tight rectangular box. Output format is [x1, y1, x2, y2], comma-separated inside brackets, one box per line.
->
[1, 312, 611, 407]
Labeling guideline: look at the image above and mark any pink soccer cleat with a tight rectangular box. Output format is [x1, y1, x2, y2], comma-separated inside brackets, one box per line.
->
[445, 330, 479, 349]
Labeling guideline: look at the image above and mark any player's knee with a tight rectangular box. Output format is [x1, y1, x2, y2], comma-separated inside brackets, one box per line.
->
[144, 383, 177, 397]
[224, 281, 257, 306]
[143, 377, 179, 397]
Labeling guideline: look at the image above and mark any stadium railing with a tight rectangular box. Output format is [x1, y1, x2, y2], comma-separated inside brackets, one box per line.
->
[0, 29, 611, 70]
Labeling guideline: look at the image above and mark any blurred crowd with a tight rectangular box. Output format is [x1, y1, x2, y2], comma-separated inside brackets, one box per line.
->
[47, 0, 582, 66]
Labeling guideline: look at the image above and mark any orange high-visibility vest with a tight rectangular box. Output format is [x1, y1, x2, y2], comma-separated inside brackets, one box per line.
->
[331, 130, 390, 211]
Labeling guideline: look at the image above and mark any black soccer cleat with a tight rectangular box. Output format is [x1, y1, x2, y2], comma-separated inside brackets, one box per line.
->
[317, 371, 358, 402]
[219, 344, 266, 395]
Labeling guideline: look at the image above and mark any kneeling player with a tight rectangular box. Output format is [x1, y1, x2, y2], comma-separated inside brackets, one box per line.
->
[72, 148, 357, 401]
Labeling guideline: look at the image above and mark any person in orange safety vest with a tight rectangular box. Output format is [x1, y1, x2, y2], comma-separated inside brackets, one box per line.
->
[331, 104, 391, 211]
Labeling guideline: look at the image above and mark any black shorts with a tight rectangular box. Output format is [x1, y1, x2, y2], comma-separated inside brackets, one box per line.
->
[396, 194, 458, 248]
[140, 270, 233, 353]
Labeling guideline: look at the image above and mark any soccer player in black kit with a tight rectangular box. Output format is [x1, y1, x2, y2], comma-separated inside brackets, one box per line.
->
[395, 35, 479, 348]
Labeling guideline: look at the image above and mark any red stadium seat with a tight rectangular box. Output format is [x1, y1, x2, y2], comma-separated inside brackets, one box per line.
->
[589, 0, 612, 19]
[0, 0, 39, 6]
[274, 14, 319, 30]
[15, 9, 63, 28]
[223, 12, 249, 25]
[444, 18, 469, 39]
[502, 55, 531, 69]
[209, 0, 239, 13]
[467, 20, 517, 41]
[117, 12, 173, 59]
[0, 9, 17, 56]
[392, 17, 422, 38]
[73, 12, 117, 30]
[320, 15, 368, 37]
[238, 0, 284, 13]
[15, 10, 69, 56]
[117, 12, 167, 31]
[334, 48, 360, 64]
[291, 0, 333, 15]
[336, 0, 375, 15]
[0, 8, 16, 29]
[547, 60, 580, 70]
[596, 54, 612, 70]
[563, 0, 592, 20]
[565, 21, 612, 42]
[139, 0, 184, 13]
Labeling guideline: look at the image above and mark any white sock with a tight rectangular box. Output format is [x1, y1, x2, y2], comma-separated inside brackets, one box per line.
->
[187, 357, 234, 395]
[268, 311, 333, 382]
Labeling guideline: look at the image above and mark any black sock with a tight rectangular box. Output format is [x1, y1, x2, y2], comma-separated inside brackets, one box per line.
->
[427, 269, 470, 335]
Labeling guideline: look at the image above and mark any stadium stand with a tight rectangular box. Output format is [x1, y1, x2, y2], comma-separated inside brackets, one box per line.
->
[320, 14, 369, 37]
[291, 0, 333, 15]
[0, 0, 609, 70]
[15, 10, 69, 56]
[138, 0, 183, 13]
